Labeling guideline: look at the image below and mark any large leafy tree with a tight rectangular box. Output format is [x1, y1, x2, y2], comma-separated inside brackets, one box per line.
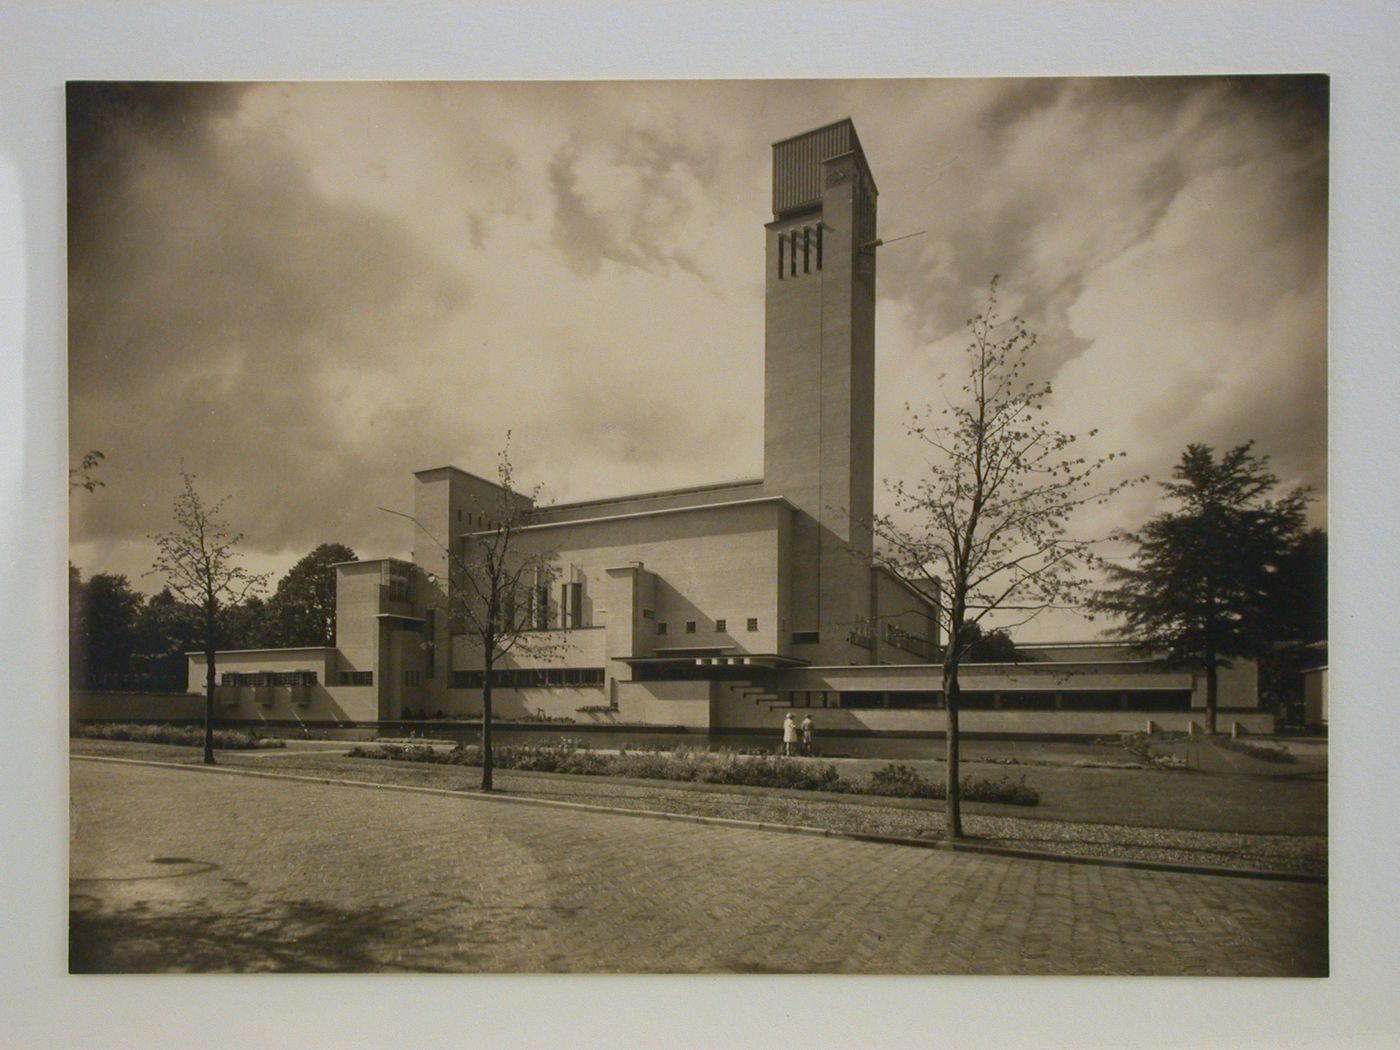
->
[1261, 527, 1327, 645]
[1091, 443, 1310, 733]
[265, 543, 357, 647]
[69, 564, 88, 688]
[71, 572, 144, 688]
[872, 279, 1134, 839]
[222, 595, 273, 651]
[149, 472, 270, 764]
[132, 587, 200, 691]
[962, 621, 1020, 664]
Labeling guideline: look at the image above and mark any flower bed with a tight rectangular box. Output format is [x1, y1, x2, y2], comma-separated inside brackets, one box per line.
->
[348, 740, 1040, 806]
[74, 721, 286, 750]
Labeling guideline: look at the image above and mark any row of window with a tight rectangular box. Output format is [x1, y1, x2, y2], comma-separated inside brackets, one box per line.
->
[514, 581, 586, 631]
[339, 671, 373, 686]
[221, 671, 319, 687]
[777, 224, 823, 278]
[456, 508, 494, 529]
[451, 668, 605, 689]
[656, 617, 761, 636]
[831, 690, 1195, 712]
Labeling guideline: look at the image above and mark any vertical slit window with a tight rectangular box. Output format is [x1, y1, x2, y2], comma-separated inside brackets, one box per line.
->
[803, 226, 810, 272]
[816, 223, 823, 269]
[789, 231, 797, 276]
[777, 234, 784, 280]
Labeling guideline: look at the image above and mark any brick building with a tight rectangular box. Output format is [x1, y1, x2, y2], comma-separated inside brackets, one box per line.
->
[189, 120, 1269, 737]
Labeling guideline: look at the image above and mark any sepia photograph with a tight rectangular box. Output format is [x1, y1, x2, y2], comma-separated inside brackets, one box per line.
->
[65, 77, 1331, 978]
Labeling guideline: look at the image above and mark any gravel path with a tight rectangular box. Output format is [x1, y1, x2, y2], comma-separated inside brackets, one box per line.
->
[71, 740, 1326, 875]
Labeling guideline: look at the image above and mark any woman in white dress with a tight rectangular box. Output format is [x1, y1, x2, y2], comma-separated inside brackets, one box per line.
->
[782, 712, 798, 756]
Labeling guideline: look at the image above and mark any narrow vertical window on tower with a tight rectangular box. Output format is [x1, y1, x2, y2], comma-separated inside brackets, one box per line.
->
[561, 581, 582, 629]
[777, 234, 784, 280]
[532, 583, 549, 631]
[423, 609, 435, 678]
[803, 226, 811, 273]
[789, 230, 798, 276]
[816, 222, 823, 270]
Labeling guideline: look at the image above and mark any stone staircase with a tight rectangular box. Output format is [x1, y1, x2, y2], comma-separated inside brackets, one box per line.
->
[727, 680, 786, 710]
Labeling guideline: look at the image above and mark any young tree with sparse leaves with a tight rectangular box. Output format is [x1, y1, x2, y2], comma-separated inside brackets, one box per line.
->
[1091, 443, 1310, 734]
[871, 278, 1136, 839]
[149, 472, 270, 764]
[70, 450, 104, 492]
[387, 439, 565, 792]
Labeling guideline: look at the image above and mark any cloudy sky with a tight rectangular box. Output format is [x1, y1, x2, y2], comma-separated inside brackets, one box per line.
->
[67, 77, 1327, 639]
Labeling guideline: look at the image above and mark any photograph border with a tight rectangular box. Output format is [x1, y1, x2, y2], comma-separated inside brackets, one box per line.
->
[4, 2, 1396, 1047]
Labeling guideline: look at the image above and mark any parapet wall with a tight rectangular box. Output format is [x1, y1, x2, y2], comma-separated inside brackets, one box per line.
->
[70, 690, 205, 725]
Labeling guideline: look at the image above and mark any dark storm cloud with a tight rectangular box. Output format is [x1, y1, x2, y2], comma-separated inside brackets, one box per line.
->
[66, 79, 1328, 599]
[67, 81, 247, 266]
[68, 82, 471, 560]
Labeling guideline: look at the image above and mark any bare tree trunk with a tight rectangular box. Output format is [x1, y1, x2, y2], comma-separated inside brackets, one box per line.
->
[481, 663, 494, 792]
[1205, 654, 1218, 736]
[943, 661, 963, 840]
[203, 639, 217, 766]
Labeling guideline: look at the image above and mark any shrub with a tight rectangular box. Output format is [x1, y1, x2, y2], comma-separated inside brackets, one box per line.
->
[350, 739, 852, 791]
[961, 774, 1040, 806]
[346, 741, 1039, 804]
[866, 763, 936, 798]
[348, 742, 450, 763]
[1217, 737, 1297, 764]
[697, 754, 847, 792]
[863, 764, 1040, 805]
[75, 722, 285, 750]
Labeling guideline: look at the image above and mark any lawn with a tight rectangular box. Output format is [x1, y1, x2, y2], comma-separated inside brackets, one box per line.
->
[71, 736, 1325, 837]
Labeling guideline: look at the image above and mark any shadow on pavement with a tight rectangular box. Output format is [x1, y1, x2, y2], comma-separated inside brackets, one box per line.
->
[69, 896, 463, 973]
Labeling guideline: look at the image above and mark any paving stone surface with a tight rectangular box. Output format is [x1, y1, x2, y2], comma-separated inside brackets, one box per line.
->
[68, 760, 1327, 975]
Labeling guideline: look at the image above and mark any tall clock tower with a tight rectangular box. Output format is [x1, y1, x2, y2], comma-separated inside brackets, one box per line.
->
[763, 119, 878, 663]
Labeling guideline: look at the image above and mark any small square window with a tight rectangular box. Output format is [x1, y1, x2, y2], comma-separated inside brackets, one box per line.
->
[715, 619, 727, 632]
[685, 621, 697, 634]
[747, 618, 759, 632]
[657, 621, 668, 635]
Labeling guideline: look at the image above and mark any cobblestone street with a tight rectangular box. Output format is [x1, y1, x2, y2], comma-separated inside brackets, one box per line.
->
[69, 760, 1327, 974]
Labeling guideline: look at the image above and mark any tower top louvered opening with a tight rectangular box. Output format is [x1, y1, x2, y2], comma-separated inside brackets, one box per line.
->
[771, 118, 878, 218]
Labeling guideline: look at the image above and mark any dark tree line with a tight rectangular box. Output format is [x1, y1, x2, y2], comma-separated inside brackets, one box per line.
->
[70, 541, 355, 692]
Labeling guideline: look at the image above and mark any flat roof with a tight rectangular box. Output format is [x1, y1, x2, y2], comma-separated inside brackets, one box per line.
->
[652, 645, 737, 654]
[479, 495, 797, 536]
[543, 476, 764, 514]
[185, 646, 335, 656]
[412, 464, 503, 488]
[621, 653, 808, 667]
